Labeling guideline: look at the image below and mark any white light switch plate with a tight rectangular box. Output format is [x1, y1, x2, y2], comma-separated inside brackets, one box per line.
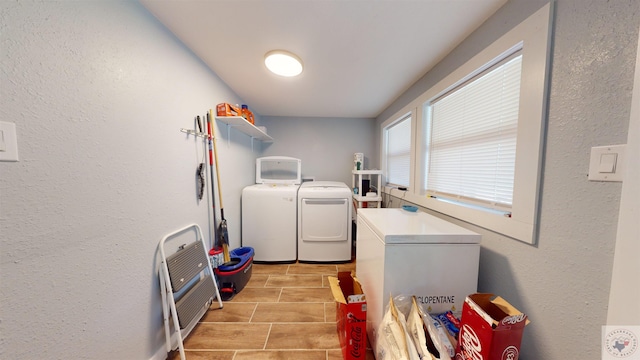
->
[588, 144, 626, 182]
[0, 121, 19, 162]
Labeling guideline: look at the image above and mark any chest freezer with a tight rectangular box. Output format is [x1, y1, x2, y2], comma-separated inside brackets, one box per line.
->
[355, 208, 481, 352]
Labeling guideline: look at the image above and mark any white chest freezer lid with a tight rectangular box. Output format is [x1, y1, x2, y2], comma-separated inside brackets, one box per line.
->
[357, 208, 481, 244]
[256, 156, 302, 184]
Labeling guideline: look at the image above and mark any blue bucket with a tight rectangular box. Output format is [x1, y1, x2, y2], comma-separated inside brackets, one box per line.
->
[215, 247, 254, 300]
[218, 247, 254, 272]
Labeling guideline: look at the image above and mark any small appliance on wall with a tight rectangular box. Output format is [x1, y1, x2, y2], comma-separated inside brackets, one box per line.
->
[242, 156, 301, 262]
[354, 152, 364, 170]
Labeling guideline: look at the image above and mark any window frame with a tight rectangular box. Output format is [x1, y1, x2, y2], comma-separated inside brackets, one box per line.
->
[382, 111, 413, 188]
[424, 48, 523, 212]
[382, 3, 552, 244]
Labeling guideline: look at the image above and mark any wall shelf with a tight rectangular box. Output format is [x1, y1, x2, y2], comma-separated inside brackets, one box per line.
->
[215, 116, 273, 143]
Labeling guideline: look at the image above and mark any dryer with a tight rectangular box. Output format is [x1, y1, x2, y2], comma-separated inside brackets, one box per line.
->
[242, 157, 301, 262]
[297, 181, 352, 262]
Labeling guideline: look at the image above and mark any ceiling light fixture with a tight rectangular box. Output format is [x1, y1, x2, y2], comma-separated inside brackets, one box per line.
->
[264, 50, 303, 77]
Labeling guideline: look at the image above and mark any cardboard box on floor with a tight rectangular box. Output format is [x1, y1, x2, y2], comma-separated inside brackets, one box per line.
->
[455, 293, 530, 360]
[329, 272, 367, 360]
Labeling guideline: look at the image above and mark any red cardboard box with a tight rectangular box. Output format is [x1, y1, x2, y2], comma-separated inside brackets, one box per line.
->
[455, 293, 529, 360]
[329, 272, 367, 360]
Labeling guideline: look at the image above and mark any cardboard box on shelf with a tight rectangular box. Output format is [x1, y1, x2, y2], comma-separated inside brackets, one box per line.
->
[329, 272, 367, 360]
[455, 293, 529, 360]
[216, 103, 241, 117]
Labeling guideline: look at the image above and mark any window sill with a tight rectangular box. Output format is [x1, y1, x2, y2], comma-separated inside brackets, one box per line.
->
[383, 186, 536, 244]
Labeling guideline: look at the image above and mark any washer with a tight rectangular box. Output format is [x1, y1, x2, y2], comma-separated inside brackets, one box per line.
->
[242, 157, 301, 263]
[297, 181, 352, 262]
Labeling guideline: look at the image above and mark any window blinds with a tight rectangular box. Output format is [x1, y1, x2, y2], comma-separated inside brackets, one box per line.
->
[386, 114, 411, 187]
[426, 54, 522, 209]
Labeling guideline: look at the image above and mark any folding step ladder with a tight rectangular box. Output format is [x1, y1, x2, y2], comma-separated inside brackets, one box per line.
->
[159, 224, 223, 360]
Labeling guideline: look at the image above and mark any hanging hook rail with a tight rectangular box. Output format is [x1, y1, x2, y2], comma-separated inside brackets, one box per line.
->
[180, 128, 209, 138]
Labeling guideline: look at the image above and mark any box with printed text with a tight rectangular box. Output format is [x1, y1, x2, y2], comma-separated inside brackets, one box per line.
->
[329, 272, 367, 360]
[216, 103, 241, 117]
[455, 293, 530, 360]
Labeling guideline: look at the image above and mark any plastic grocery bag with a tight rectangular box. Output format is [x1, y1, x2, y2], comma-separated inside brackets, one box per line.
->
[376, 295, 420, 360]
[407, 297, 435, 360]
[418, 303, 454, 360]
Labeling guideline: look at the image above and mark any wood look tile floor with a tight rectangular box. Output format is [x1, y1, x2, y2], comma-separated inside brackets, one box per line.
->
[168, 261, 375, 360]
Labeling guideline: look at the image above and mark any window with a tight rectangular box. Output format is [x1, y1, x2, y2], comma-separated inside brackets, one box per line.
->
[380, 3, 552, 244]
[425, 52, 522, 213]
[384, 114, 412, 187]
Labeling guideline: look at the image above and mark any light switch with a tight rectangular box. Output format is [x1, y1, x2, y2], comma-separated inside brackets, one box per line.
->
[598, 153, 617, 173]
[588, 144, 626, 182]
[0, 122, 18, 162]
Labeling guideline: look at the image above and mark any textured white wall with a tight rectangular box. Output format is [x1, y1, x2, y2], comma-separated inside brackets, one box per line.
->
[0, 1, 256, 359]
[260, 116, 377, 186]
[379, 0, 640, 359]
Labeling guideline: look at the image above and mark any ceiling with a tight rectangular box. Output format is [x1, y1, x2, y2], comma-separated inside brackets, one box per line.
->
[141, 0, 508, 119]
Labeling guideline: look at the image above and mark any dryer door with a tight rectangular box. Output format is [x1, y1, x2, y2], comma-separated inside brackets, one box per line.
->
[300, 198, 349, 241]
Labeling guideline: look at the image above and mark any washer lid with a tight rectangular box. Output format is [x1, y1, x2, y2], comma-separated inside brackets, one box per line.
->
[256, 156, 301, 184]
[357, 208, 481, 244]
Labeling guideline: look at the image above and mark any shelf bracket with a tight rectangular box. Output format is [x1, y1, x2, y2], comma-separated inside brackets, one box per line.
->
[226, 125, 232, 147]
